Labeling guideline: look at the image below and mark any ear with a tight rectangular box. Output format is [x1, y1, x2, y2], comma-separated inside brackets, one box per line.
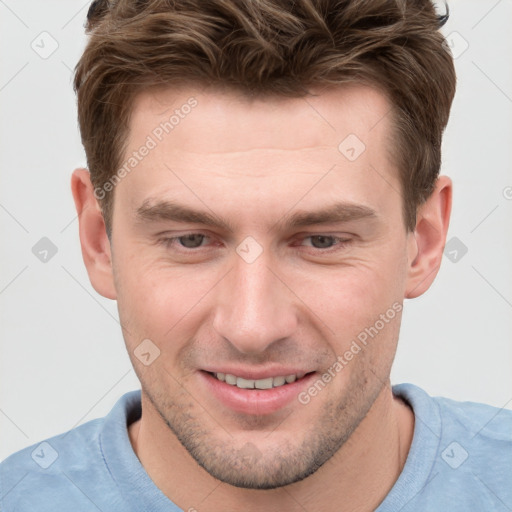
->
[71, 168, 117, 300]
[405, 175, 452, 299]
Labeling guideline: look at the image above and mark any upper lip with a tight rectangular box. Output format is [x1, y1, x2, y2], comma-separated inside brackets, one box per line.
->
[201, 367, 314, 380]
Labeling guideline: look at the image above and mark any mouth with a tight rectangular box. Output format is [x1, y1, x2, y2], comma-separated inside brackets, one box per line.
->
[199, 370, 317, 415]
[208, 371, 307, 389]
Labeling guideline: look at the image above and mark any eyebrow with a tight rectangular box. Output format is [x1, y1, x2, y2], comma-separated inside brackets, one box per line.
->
[135, 199, 379, 232]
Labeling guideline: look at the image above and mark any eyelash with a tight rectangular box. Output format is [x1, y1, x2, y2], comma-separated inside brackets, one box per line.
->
[157, 233, 352, 254]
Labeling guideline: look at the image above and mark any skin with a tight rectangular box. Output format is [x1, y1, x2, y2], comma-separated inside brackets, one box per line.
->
[71, 84, 451, 512]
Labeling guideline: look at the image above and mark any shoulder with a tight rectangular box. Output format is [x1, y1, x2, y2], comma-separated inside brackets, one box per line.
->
[435, 391, 512, 439]
[0, 418, 105, 510]
[432, 390, 512, 488]
[0, 390, 141, 511]
[391, 383, 512, 510]
[394, 382, 512, 442]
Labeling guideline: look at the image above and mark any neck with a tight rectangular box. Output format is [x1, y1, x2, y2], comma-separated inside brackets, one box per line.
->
[129, 384, 414, 512]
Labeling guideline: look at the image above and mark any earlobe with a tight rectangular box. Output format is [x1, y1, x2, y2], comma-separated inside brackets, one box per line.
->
[71, 168, 117, 300]
[404, 175, 452, 299]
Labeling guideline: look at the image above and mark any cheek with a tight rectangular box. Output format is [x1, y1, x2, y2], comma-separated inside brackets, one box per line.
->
[293, 260, 403, 330]
[114, 253, 222, 344]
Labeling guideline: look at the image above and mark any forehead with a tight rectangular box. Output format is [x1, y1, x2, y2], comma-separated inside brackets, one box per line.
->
[115, 83, 401, 229]
[130, 83, 393, 155]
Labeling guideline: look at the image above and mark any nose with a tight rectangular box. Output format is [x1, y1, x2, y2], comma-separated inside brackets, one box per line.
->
[212, 248, 298, 355]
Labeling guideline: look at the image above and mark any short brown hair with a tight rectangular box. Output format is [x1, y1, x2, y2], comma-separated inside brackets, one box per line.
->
[74, 0, 456, 236]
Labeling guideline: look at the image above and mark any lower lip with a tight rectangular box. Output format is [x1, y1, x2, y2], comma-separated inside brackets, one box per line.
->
[199, 371, 317, 415]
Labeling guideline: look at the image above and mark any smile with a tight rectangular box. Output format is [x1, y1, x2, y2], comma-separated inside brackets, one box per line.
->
[211, 372, 306, 389]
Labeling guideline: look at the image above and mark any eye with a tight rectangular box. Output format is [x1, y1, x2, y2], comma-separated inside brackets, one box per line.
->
[299, 235, 351, 251]
[176, 233, 208, 249]
[160, 233, 211, 250]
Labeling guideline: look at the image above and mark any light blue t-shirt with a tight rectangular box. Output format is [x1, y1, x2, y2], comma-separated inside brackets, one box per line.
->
[1, 383, 511, 511]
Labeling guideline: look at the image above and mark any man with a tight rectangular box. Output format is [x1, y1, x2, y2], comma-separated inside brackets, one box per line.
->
[1, 0, 511, 510]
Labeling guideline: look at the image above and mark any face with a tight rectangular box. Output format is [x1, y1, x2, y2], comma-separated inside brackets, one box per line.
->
[110, 84, 413, 489]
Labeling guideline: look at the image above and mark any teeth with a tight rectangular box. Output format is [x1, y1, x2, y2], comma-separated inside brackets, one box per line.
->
[236, 377, 255, 389]
[214, 372, 305, 389]
[254, 377, 273, 390]
[225, 374, 237, 385]
[271, 376, 285, 387]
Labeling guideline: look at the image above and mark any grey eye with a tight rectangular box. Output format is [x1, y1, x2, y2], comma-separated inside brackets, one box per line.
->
[309, 236, 336, 249]
[178, 234, 206, 248]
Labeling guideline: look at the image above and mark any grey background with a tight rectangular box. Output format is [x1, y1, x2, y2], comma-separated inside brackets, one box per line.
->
[1, 0, 511, 461]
